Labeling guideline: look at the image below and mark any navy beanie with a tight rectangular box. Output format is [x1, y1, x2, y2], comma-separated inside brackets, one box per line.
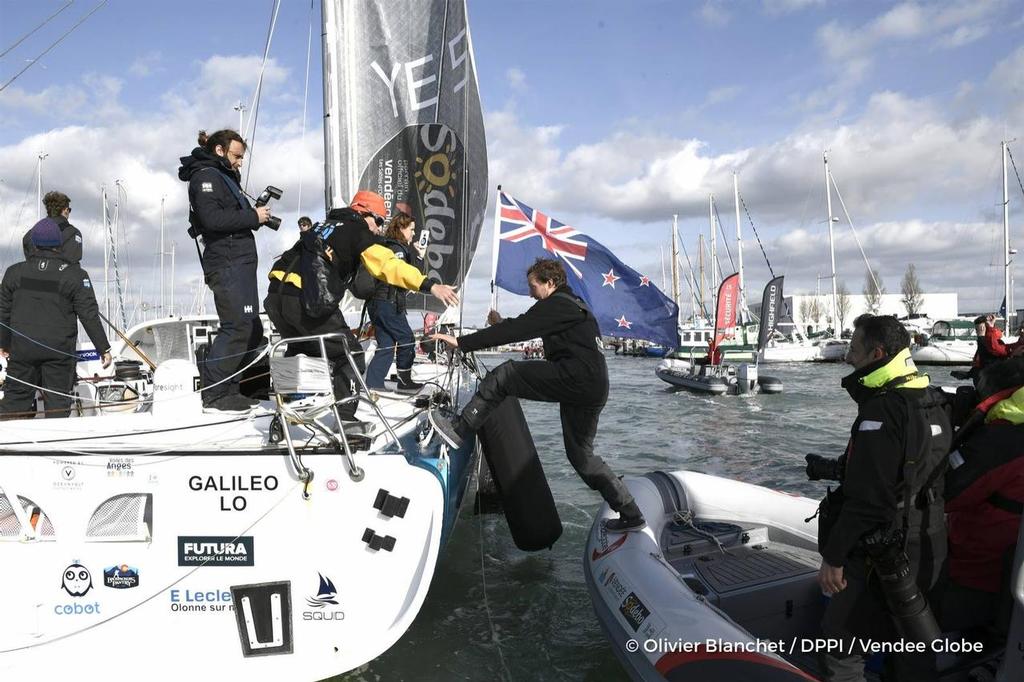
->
[30, 218, 62, 248]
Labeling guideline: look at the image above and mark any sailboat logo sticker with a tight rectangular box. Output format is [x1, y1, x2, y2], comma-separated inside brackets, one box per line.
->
[303, 573, 344, 622]
[305, 573, 339, 608]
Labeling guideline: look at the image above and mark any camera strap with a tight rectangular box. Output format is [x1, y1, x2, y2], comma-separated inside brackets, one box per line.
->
[209, 169, 249, 211]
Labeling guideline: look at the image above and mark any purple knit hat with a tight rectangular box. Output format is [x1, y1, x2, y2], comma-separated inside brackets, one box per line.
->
[30, 218, 62, 248]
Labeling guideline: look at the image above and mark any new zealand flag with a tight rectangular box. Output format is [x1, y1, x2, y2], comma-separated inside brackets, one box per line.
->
[494, 191, 679, 349]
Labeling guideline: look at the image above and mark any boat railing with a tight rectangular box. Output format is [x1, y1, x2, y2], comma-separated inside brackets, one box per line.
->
[268, 332, 404, 489]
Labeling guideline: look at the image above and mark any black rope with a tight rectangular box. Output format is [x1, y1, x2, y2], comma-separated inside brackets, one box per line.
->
[1007, 146, 1024, 202]
[709, 200, 736, 273]
[738, 193, 776, 278]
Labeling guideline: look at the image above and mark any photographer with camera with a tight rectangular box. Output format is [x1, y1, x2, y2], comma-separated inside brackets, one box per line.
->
[178, 129, 273, 413]
[809, 314, 950, 681]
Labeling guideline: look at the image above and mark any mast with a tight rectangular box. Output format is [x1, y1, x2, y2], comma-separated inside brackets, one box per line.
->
[170, 242, 176, 316]
[1003, 140, 1013, 330]
[320, 0, 346, 211]
[160, 195, 165, 317]
[36, 152, 47, 219]
[709, 194, 717, 313]
[824, 151, 839, 334]
[101, 185, 110, 336]
[670, 214, 681, 316]
[734, 172, 745, 321]
[698, 233, 706, 321]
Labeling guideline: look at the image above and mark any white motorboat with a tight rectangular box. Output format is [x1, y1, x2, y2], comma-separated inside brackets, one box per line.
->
[584, 470, 1015, 681]
[912, 320, 978, 366]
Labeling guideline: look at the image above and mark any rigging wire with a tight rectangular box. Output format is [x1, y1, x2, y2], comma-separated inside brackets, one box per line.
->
[676, 227, 710, 319]
[737, 193, 775, 278]
[709, 199, 736, 274]
[0, 0, 107, 93]
[295, 0, 314, 218]
[242, 0, 283, 192]
[829, 170, 880, 297]
[0, 0, 73, 60]
[1006, 145, 1024, 202]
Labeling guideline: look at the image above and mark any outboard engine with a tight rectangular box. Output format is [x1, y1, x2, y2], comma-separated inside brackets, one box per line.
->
[737, 363, 758, 394]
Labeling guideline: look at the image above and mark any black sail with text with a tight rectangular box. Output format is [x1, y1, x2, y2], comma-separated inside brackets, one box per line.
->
[322, 0, 487, 304]
[757, 275, 785, 352]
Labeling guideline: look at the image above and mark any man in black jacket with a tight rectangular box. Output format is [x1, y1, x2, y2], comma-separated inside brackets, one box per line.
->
[264, 190, 458, 420]
[813, 314, 950, 681]
[0, 218, 111, 418]
[178, 129, 271, 413]
[428, 258, 644, 532]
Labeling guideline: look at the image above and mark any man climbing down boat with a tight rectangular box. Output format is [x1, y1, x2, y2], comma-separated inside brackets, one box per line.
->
[808, 313, 950, 681]
[428, 258, 645, 532]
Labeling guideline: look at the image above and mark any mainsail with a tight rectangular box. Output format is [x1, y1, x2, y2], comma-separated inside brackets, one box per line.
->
[321, 0, 488, 297]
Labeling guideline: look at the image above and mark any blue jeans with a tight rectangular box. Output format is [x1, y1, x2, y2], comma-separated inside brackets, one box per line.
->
[365, 299, 415, 388]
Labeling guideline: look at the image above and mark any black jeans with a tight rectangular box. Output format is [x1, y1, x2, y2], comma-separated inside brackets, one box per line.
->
[264, 291, 364, 420]
[201, 235, 263, 402]
[461, 360, 633, 511]
[0, 346, 76, 418]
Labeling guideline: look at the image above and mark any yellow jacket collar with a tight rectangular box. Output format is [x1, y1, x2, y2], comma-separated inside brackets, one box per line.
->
[986, 385, 1024, 425]
[860, 348, 928, 389]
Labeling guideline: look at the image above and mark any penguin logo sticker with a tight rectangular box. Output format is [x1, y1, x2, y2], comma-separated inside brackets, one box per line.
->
[61, 562, 93, 597]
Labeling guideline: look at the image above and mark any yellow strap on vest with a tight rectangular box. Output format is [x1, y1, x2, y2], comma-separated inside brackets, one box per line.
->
[269, 269, 302, 288]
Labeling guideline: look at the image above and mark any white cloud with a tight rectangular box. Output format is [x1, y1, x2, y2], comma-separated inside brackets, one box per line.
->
[505, 67, 526, 92]
[698, 1, 731, 27]
[763, 0, 825, 15]
[704, 85, 742, 107]
[0, 54, 319, 319]
[128, 51, 163, 77]
[817, 1, 1004, 67]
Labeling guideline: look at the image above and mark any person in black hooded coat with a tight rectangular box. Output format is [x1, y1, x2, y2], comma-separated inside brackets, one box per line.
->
[177, 129, 271, 413]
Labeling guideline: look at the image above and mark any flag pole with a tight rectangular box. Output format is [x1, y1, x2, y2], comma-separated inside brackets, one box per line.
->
[488, 184, 503, 315]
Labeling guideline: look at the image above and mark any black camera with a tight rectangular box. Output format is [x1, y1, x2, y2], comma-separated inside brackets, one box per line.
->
[254, 185, 283, 231]
[805, 453, 845, 482]
[861, 528, 942, 644]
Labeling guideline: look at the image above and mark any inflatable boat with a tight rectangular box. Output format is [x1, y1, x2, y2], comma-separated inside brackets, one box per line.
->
[655, 360, 783, 396]
[584, 470, 1016, 681]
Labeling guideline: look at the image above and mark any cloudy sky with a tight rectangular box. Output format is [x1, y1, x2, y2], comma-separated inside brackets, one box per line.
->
[1, 0, 1022, 328]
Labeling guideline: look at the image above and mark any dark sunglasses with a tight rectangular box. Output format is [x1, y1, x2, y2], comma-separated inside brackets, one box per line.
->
[362, 212, 384, 227]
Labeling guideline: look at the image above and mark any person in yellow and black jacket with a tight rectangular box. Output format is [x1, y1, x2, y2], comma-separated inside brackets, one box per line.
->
[364, 212, 429, 394]
[809, 314, 950, 682]
[264, 190, 458, 420]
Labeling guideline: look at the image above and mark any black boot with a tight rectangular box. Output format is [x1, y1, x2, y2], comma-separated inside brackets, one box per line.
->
[428, 410, 471, 448]
[396, 369, 424, 395]
[603, 501, 646, 533]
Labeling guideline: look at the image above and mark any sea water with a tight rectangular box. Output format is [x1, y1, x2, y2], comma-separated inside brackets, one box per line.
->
[342, 355, 956, 681]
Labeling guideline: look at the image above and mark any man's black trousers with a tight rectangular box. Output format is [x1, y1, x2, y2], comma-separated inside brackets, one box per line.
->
[461, 360, 634, 511]
[264, 291, 364, 420]
[201, 236, 264, 403]
[0, 347, 76, 418]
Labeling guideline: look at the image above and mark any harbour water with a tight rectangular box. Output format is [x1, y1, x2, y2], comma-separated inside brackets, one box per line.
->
[338, 353, 907, 681]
